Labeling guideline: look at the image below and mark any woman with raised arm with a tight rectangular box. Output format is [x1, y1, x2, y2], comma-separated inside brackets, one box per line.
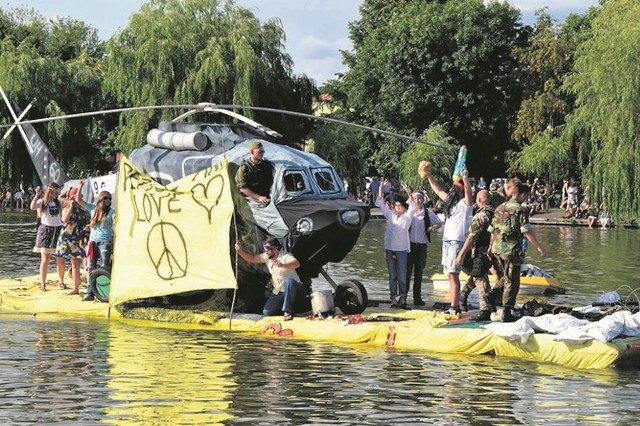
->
[30, 182, 65, 291]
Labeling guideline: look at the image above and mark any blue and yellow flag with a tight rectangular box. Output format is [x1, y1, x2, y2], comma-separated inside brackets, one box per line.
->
[110, 156, 236, 306]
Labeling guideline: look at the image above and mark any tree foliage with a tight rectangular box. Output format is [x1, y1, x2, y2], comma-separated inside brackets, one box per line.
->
[563, 0, 640, 220]
[334, 0, 526, 177]
[307, 113, 365, 186]
[399, 123, 457, 194]
[0, 7, 106, 185]
[508, 10, 595, 180]
[104, 0, 316, 155]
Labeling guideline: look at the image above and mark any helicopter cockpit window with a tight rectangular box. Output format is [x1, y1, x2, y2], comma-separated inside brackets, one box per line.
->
[313, 168, 339, 193]
[283, 171, 309, 193]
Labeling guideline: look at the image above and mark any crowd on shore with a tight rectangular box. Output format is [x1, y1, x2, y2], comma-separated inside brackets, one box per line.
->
[354, 174, 614, 229]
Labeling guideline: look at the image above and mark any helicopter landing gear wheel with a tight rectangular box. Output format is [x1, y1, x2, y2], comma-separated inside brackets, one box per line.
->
[334, 279, 368, 314]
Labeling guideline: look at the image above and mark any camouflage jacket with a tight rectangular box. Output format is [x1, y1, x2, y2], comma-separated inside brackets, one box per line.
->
[467, 206, 493, 257]
[489, 198, 532, 258]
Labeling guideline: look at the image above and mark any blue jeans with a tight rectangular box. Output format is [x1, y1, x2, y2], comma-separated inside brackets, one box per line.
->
[263, 277, 304, 315]
[386, 250, 408, 303]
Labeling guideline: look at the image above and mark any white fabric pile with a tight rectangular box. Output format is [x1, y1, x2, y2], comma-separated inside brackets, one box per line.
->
[483, 311, 640, 344]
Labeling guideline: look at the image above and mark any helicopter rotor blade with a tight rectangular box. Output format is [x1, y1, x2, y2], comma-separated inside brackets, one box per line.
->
[0, 102, 447, 148]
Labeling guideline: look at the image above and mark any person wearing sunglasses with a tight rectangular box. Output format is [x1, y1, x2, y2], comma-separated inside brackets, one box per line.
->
[234, 237, 305, 321]
[76, 181, 115, 301]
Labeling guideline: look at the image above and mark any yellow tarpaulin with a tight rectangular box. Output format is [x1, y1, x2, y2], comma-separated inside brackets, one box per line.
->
[110, 156, 236, 306]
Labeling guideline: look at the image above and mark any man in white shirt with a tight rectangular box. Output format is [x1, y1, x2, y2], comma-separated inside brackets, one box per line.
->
[234, 237, 307, 321]
[420, 163, 473, 316]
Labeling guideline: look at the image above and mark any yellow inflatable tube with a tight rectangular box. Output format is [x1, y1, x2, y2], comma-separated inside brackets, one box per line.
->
[0, 274, 630, 369]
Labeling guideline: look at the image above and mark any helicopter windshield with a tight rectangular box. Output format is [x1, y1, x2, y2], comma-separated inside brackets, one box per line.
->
[283, 170, 310, 194]
[312, 167, 340, 194]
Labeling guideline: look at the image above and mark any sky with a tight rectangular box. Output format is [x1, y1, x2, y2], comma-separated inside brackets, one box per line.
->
[2, 0, 600, 85]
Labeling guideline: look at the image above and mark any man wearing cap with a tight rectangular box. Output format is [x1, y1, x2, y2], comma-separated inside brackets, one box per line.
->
[419, 162, 473, 316]
[406, 190, 441, 306]
[236, 140, 274, 204]
[234, 237, 307, 321]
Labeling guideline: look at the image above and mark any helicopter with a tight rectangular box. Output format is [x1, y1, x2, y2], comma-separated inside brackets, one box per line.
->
[126, 104, 372, 314]
[1, 87, 443, 315]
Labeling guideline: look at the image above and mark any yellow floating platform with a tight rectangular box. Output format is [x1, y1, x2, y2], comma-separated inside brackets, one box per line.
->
[1, 274, 637, 369]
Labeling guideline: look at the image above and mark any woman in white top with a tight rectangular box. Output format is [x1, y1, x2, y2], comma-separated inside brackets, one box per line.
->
[30, 182, 66, 291]
[375, 179, 415, 308]
[407, 191, 442, 305]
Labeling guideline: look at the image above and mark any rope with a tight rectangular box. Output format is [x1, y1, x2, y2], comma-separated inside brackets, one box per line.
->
[612, 285, 640, 311]
[229, 206, 239, 331]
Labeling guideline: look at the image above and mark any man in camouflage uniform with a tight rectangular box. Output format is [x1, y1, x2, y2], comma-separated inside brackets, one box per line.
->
[454, 190, 494, 321]
[488, 181, 546, 322]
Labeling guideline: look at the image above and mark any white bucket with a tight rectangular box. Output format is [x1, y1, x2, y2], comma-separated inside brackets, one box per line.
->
[310, 290, 335, 316]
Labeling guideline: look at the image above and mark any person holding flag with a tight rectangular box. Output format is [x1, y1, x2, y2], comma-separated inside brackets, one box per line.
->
[418, 147, 473, 316]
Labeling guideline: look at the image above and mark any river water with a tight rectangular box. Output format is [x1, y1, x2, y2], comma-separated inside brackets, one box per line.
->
[1, 209, 639, 424]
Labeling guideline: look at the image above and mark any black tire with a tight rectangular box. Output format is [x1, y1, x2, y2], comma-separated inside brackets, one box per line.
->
[89, 267, 111, 303]
[335, 279, 368, 314]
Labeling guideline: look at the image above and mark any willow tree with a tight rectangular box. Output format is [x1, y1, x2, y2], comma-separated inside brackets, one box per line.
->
[563, 0, 640, 220]
[0, 7, 105, 184]
[508, 9, 596, 181]
[104, 0, 315, 155]
[399, 123, 457, 195]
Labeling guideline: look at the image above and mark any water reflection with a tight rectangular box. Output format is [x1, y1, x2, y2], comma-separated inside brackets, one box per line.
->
[0, 315, 111, 423]
[105, 322, 236, 424]
[2, 214, 640, 423]
[1, 314, 640, 423]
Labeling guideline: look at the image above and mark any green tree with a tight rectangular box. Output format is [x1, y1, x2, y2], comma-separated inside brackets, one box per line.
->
[335, 0, 526, 177]
[563, 0, 640, 220]
[399, 123, 457, 195]
[508, 9, 596, 181]
[307, 115, 365, 189]
[104, 0, 316, 155]
[0, 7, 106, 184]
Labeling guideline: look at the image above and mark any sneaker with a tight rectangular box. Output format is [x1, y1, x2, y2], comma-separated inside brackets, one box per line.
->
[82, 294, 95, 302]
[414, 299, 426, 306]
[447, 307, 461, 316]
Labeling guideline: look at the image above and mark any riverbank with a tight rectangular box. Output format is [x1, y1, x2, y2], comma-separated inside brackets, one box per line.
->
[369, 207, 638, 228]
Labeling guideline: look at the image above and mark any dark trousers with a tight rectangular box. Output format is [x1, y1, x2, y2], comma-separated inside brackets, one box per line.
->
[406, 242, 427, 302]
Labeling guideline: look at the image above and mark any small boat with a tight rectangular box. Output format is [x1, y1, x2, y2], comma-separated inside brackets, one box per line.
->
[431, 264, 566, 296]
